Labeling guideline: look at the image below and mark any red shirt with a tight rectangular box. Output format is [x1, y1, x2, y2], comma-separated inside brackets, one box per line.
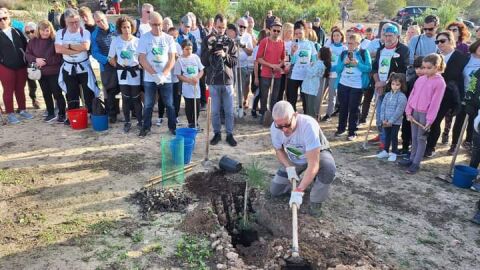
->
[256, 38, 285, 79]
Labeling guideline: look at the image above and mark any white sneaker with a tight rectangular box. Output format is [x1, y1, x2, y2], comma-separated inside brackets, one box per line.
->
[376, 150, 389, 159]
[388, 153, 397, 162]
[156, 118, 163, 127]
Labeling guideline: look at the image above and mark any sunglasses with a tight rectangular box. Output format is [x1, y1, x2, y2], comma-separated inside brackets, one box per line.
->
[238, 25, 246, 29]
[435, 39, 448, 44]
[423, 27, 435, 32]
[25, 30, 35, 34]
[272, 29, 281, 33]
[274, 116, 294, 129]
[0, 17, 8, 22]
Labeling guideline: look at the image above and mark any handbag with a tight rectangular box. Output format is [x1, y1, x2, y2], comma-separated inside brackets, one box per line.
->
[27, 63, 41, 80]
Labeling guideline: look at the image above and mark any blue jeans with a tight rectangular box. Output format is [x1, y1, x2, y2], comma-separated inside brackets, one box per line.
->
[143, 82, 176, 131]
[337, 84, 363, 136]
[209, 84, 234, 134]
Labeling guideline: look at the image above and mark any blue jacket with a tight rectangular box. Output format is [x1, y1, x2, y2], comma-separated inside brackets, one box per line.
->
[91, 23, 116, 72]
[380, 90, 407, 126]
[177, 29, 198, 53]
[335, 49, 372, 90]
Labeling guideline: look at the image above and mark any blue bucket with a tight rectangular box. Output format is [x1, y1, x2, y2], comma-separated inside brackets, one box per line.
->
[452, 165, 479, 188]
[91, 114, 108, 132]
[183, 137, 195, 164]
[176, 128, 197, 142]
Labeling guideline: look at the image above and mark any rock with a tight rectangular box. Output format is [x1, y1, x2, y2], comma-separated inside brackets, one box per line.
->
[221, 231, 229, 239]
[226, 251, 239, 261]
[227, 244, 233, 248]
[216, 245, 224, 252]
[216, 263, 227, 269]
[210, 233, 218, 239]
[211, 239, 221, 249]
[274, 245, 283, 252]
[259, 237, 266, 244]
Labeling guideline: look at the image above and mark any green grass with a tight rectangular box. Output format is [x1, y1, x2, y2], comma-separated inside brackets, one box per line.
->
[131, 231, 144, 244]
[88, 219, 116, 235]
[0, 168, 36, 186]
[175, 235, 212, 270]
[38, 217, 87, 244]
[142, 243, 163, 255]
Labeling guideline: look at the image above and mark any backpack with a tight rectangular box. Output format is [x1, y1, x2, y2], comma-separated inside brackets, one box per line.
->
[133, 18, 141, 38]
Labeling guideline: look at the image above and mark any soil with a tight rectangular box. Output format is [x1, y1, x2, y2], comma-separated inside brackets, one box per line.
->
[130, 187, 193, 218]
[178, 202, 219, 236]
[186, 170, 247, 199]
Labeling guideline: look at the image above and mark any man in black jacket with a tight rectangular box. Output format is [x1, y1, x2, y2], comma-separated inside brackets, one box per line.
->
[312, 17, 325, 47]
[201, 14, 238, 147]
[371, 24, 409, 150]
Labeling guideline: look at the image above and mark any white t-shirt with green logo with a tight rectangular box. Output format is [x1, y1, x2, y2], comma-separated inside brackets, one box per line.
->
[291, 40, 317, 81]
[108, 36, 140, 85]
[327, 43, 347, 78]
[174, 54, 204, 98]
[377, 47, 396, 82]
[137, 32, 177, 83]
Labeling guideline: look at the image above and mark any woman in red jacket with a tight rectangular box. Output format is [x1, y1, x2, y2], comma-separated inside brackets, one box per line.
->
[25, 20, 65, 123]
[0, 8, 33, 124]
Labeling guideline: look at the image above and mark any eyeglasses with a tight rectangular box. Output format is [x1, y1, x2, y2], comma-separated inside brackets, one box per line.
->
[150, 23, 162, 27]
[0, 17, 9, 22]
[423, 27, 435, 32]
[67, 21, 80, 25]
[238, 25, 246, 29]
[435, 39, 448, 44]
[274, 116, 294, 129]
[25, 30, 35, 34]
[448, 28, 459, 32]
[272, 29, 281, 33]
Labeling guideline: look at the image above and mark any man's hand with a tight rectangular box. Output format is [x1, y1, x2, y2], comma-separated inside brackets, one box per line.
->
[271, 64, 283, 72]
[153, 74, 165, 85]
[289, 189, 304, 209]
[109, 57, 117, 67]
[35, 58, 46, 67]
[286, 166, 299, 183]
[215, 49, 226, 58]
[254, 77, 259, 86]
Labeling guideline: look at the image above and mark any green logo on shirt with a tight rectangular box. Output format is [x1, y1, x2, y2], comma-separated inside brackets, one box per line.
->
[120, 50, 133, 59]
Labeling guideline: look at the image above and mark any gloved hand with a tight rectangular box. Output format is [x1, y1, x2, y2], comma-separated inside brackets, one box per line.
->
[286, 166, 299, 183]
[153, 73, 165, 85]
[289, 189, 304, 209]
[474, 109, 480, 133]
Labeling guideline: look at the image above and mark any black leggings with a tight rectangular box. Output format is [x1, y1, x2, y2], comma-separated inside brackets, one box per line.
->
[27, 78, 37, 101]
[184, 97, 200, 127]
[427, 102, 451, 151]
[286, 79, 304, 112]
[120, 84, 142, 124]
[39, 74, 66, 117]
[63, 70, 94, 113]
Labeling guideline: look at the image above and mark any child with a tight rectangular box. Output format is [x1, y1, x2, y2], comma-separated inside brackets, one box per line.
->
[401, 56, 424, 156]
[301, 47, 330, 117]
[174, 40, 204, 129]
[402, 54, 446, 174]
[377, 73, 408, 162]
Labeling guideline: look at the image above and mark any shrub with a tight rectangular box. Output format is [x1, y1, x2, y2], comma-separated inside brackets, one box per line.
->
[351, 0, 369, 20]
[415, 4, 461, 30]
[150, 0, 230, 23]
[377, 0, 407, 18]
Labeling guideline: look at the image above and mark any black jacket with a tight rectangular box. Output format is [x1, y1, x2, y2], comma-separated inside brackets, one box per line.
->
[0, 28, 27, 69]
[372, 41, 409, 76]
[441, 50, 468, 114]
[200, 31, 237, 86]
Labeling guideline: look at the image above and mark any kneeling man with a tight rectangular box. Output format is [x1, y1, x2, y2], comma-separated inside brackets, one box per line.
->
[270, 101, 336, 217]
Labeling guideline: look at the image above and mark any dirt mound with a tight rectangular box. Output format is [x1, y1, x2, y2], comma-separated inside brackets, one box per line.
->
[178, 203, 219, 236]
[186, 170, 246, 198]
[130, 187, 192, 218]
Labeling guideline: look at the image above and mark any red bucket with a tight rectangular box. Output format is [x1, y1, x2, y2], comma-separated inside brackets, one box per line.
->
[68, 108, 88, 130]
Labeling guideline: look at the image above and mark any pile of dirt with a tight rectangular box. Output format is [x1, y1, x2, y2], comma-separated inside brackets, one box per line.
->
[178, 203, 219, 236]
[186, 170, 246, 199]
[130, 187, 192, 218]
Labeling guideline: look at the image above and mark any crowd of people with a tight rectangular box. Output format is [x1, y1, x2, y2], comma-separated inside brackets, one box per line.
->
[0, 3, 480, 220]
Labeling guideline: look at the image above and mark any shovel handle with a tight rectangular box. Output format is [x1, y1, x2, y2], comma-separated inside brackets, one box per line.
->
[205, 97, 211, 161]
[291, 179, 300, 257]
[362, 100, 378, 147]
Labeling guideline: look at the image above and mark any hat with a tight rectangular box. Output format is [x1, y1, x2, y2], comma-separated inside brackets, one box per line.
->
[271, 19, 282, 27]
[352, 23, 365, 34]
[313, 17, 321, 23]
[383, 24, 399, 35]
[181, 15, 192, 27]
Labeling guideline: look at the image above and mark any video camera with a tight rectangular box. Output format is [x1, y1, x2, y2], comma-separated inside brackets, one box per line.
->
[235, 37, 246, 48]
[207, 35, 230, 53]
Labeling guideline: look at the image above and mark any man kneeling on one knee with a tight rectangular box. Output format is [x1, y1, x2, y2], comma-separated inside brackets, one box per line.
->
[270, 101, 336, 217]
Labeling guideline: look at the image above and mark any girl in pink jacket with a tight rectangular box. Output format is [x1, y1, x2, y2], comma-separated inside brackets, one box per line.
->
[401, 54, 446, 174]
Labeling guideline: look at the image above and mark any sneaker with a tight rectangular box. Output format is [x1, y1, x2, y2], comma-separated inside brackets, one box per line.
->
[42, 110, 49, 117]
[368, 135, 380, 143]
[309, 202, 323, 218]
[44, 115, 57, 123]
[388, 153, 397, 162]
[18, 110, 33, 119]
[251, 110, 257, 118]
[156, 118, 163, 127]
[57, 115, 65, 123]
[470, 183, 480, 192]
[64, 119, 70, 126]
[347, 134, 357, 141]
[441, 133, 449, 144]
[334, 130, 346, 137]
[376, 150, 389, 159]
[398, 159, 412, 167]
[406, 164, 420, 174]
[123, 122, 131, 133]
[210, 133, 221, 145]
[462, 141, 472, 151]
[321, 115, 331, 122]
[136, 122, 142, 130]
[400, 149, 410, 156]
[472, 211, 480, 225]
[138, 127, 150, 137]
[447, 145, 456, 155]
[424, 149, 434, 158]
[7, 113, 21, 124]
[226, 134, 237, 147]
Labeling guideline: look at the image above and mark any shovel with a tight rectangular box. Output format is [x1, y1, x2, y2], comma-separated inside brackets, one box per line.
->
[436, 114, 469, 183]
[202, 97, 214, 167]
[285, 179, 311, 269]
[0, 103, 6, 125]
[361, 100, 378, 149]
[262, 69, 276, 127]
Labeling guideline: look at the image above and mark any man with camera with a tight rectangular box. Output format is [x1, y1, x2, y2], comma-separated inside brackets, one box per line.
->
[201, 14, 238, 147]
[236, 18, 254, 111]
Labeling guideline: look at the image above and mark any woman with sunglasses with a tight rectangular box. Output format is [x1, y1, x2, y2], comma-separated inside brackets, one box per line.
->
[424, 31, 468, 157]
[24, 22, 41, 110]
[0, 8, 34, 124]
[446, 22, 470, 55]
